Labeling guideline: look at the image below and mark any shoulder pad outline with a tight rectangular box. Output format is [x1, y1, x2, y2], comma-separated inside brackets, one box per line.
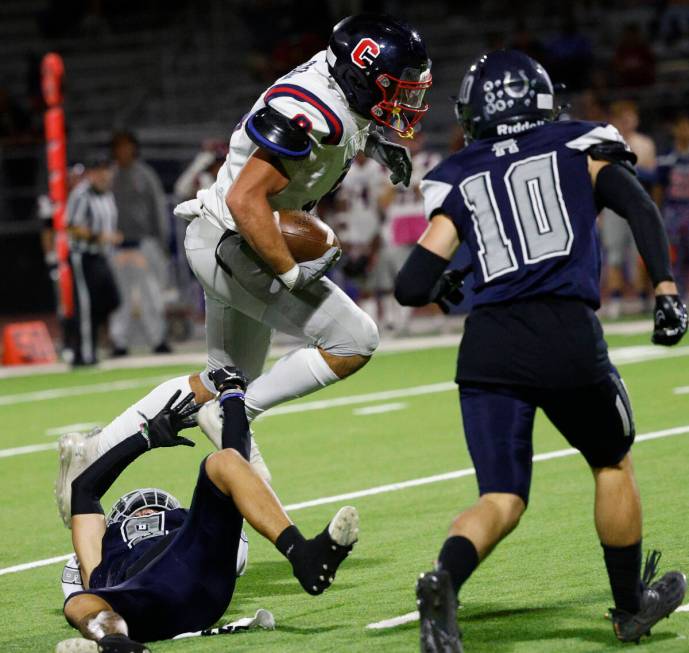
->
[245, 106, 313, 160]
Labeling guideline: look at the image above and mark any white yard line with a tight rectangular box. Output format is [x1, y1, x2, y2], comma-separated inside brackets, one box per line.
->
[0, 442, 58, 458]
[673, 386, 689, 395]
[3, 422, 687, 579]
[353, 402, 407, 416]
[45, 422, 101, 437]
[0, 375, 171, 407]
[366, 611, 420, 630]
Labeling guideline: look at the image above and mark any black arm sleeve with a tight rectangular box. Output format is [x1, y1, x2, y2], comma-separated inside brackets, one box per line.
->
[595, 163, 674, 286]
[394, 244, 449, 307]
[220, 394, 251, 461]
[71, 432, 149, 516]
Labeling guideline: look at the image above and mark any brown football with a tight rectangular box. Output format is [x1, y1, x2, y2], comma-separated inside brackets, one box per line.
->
[277, 209, 340, 263]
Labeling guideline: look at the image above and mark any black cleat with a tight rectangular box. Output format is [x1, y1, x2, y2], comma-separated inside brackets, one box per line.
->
[209, 366, 249, 394]
[417, 570, 463, 653]
[98, 635, 150, 653]
[609, 551, 687, 643]
[291, 506, 359, 595]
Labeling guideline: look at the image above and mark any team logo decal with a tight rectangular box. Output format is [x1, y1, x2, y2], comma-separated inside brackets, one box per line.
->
[351, 38, 381, 69]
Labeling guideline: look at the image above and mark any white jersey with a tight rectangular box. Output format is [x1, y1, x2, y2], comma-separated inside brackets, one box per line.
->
[198, 51, 372, 231]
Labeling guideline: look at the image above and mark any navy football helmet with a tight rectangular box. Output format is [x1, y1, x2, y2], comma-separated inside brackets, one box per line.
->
[327, 14, 432, 138]
[455, 50, 556, 141]
[106, 488, 180, 526]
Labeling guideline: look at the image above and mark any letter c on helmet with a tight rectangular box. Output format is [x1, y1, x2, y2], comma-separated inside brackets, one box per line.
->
[351, 38, 381, 69]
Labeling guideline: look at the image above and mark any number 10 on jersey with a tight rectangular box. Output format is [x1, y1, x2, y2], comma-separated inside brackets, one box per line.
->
[460, 152, 574, 282]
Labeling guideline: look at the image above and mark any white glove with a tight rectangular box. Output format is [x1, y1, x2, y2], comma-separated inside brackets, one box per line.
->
[278, 247, 341, 291]
[173, 198, 203, 222]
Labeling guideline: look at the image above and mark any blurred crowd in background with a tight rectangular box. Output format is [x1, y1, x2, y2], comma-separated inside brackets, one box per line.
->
[1, 0, 689, 362]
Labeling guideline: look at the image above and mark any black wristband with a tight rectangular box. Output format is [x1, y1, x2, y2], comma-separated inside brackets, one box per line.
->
[595, 164, 674, 286]
[71, 433, 148, 516]
[394, 244, 450, 307]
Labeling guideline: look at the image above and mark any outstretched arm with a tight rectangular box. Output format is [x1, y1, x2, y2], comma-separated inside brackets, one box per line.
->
[71, 391, 198, 585]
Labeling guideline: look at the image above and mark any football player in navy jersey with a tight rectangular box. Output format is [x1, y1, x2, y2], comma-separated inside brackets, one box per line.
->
[56, 368, 358, 653]
[394, 50, 688, 652]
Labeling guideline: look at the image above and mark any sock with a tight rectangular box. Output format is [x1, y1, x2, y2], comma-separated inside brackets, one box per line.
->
[437, 535, 480, 596]
[244, 347, 339, 421]
[602, 541, 642, 613]
[275, 524, 306, 561]
[220, 392, 250, 460]
[96, 376, 192, 456]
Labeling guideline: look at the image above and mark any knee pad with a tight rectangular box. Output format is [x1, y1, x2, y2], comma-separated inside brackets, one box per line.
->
[324, 309, 380, 357]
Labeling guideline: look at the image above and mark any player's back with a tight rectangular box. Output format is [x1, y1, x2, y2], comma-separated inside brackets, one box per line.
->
[423, 119, 626, 309]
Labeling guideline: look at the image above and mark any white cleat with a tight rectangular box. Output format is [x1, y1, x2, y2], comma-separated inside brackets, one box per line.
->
[328, 506, 360, 547]
[197, 400, 272, 483]
[55, 430, 101, 528]
[55, 638, 97, 652]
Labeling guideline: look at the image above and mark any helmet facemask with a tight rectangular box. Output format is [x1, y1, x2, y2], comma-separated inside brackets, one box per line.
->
[106, 488, 181, 526]
[371, 66, 432, 138]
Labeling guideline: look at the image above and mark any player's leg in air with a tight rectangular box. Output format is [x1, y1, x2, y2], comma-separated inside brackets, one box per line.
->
[58, 370, 359, 652]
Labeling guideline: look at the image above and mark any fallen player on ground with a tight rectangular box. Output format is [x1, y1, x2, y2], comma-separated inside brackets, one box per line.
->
[55, 367, 359, 652]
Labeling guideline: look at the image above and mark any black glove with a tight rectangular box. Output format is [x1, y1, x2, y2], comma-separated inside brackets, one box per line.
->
[430, 267, 471, 314]
[364, 130, 412, 186]
[652, 294, 688, 346]
[139, 390, 199, 448]
[209, 366, 249, 394]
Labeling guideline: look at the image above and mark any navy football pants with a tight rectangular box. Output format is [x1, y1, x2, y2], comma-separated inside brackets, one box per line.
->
[459, 369, 635, 504]
[85, 458, 243, 642]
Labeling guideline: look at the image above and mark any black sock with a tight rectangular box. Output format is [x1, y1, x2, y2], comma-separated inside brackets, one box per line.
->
[276, 525, 306, 561]
[602, 541, 642, 613]
[437, 535, 479, 596]
[220, 393, 250, 460]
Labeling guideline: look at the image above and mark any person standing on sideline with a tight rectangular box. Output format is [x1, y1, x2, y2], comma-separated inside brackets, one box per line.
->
[66, 155, 121, 366]
[109, 130, 173, 356]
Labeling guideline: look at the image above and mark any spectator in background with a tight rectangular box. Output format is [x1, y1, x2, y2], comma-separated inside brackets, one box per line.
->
[655, 114, 689, 297]
[65, 155, 121, 366]
[375, 132, 441, 332]
[600, 100, 657, 317]
[612, 24, 655, 87]
[547, 16, 593, 91]
[329, 152, 386, 317]
[109, 130, 172, 356]
[173, 140, 227, 201]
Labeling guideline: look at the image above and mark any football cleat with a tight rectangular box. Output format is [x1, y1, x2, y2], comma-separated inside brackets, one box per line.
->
[55, 636, 150, 653]
[291, 506, 359, 596]
[416, 570, 463, 653]
[55, 430, 102, 528]
[609, 569, 687, 643]
[197, 400, 271, 482]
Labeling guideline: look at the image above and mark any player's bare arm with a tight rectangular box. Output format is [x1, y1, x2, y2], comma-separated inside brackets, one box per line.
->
[588, 156, 688, 345]
[225, 149, 293, 273]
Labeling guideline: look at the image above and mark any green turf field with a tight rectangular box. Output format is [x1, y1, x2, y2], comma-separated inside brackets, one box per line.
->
[1, 331, 688, 652]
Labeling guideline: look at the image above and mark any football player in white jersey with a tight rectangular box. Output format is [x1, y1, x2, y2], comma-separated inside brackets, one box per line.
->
[56, 14, 432, 526]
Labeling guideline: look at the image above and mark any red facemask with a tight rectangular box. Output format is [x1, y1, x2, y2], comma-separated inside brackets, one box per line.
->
[370, 68, 432, 138]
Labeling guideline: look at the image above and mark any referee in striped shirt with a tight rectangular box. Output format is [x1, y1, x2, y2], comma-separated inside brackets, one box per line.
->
[66, 155, 121, 366]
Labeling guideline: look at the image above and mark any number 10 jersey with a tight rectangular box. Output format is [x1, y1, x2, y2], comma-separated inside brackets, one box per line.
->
[421, 120, 629, 310]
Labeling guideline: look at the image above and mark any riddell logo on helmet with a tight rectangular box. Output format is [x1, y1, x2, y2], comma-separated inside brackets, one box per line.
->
[496, 120, 545, 135]
[351, 38, 381, 69]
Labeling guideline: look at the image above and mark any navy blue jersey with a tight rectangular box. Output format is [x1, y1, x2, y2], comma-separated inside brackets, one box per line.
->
[90, 508, 188, 589]
[422, 120, 629, 309]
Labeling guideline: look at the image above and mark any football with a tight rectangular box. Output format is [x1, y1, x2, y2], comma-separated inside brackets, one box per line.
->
[277, 209, 340, 263]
